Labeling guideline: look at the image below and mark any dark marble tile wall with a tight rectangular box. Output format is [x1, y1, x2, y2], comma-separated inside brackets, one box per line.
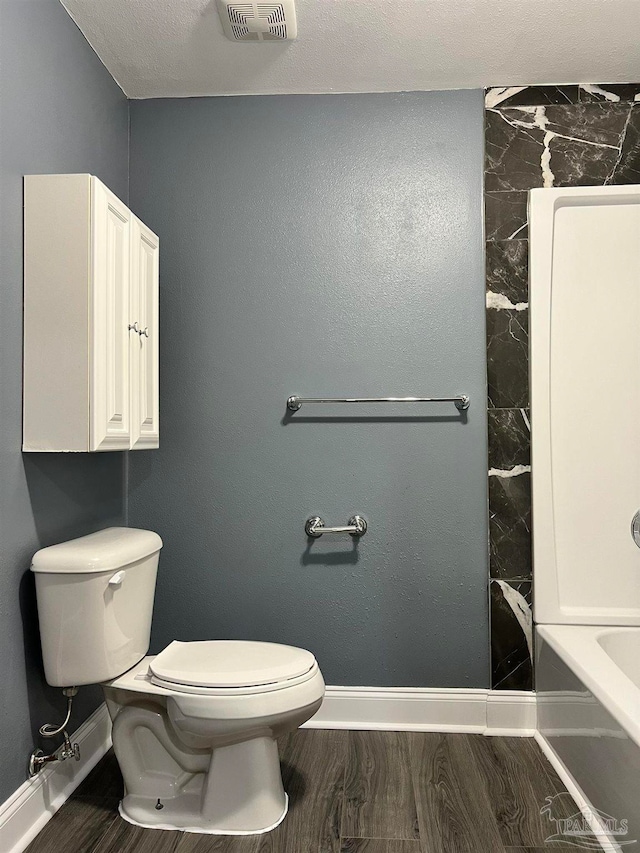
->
[490, 579, 532, 690]
[485, 83, 640, 690]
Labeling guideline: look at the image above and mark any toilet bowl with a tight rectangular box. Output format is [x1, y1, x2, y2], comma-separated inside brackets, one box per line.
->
[103, 641, 325, 834]
[30, 528, 326, 835]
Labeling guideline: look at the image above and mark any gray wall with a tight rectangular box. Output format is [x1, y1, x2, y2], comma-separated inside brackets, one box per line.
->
[129, 91, 489, 688]
[0, 0, 129, 801]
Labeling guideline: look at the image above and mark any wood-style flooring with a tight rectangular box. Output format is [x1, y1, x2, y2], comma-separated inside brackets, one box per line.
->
[26, 731, 594, 853]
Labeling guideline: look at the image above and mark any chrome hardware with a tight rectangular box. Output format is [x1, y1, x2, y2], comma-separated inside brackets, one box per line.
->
[59, 733, 81, 762]
[28, 732, 80, 777]
[29, 686, 80, 777]
[128, 322, 139, 333]
[287, 395, 470, 412]
[631, 511, 640, 549]
[138, 326, 149, 338]
[29, 749, 55, 776]
[305, 515, 367, 538]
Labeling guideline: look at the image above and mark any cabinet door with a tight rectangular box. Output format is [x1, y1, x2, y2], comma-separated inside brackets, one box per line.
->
[130, 216, 160, 449]
[90, 178, 132, 451]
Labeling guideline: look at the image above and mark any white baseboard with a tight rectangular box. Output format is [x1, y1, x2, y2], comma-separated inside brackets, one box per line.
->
[304, 686, 536, 736]
[0, 688, 535, 853]
[486, 690, 537, 735]
[534, 731, 615, 853]
[0, 704, 112, 853]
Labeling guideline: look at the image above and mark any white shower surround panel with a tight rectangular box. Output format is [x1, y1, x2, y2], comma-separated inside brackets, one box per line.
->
[530, 184, 640, 626]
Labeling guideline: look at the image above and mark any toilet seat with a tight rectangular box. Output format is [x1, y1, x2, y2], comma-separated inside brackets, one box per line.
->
[148, 640, 317, 695]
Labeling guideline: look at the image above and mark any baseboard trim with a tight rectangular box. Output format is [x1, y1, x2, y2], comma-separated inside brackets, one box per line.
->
[486, 690, 537, 736]
[0, 688, 536, 852]
[304, 686, 536, 736]
[0, 704, 112, 853]
[534, 731, 615, 853]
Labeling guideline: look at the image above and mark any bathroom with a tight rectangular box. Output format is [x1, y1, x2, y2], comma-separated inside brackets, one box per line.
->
[1, 0, 640, 850]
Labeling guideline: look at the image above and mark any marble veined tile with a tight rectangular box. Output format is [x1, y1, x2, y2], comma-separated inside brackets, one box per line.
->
[486, 240, 528, 307]
[488, 409, 530, 471]
[485, 192, 528, 241]
[546, 133, 626, 187]
[579, 83, 640, 103]
[490, 579, 533, 691]
[485, 86, 579, 108]
[609, 105, 640, 185]
[541, 103, 629, 145]
[489, 470, 531, 580]
[485, 109, 547, 192]
[486, 103, 632, 191]
[487, 307, 528, 409]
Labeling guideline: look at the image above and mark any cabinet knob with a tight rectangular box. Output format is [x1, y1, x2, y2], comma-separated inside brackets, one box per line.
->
[128, 322, 139, 333]
[139, 327, 149, 338]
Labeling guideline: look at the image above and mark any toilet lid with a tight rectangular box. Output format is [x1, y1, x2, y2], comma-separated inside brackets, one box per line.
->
[149, 640, 316, 689]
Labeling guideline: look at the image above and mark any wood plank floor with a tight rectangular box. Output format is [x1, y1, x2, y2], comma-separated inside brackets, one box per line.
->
[25, 731, 591, 853]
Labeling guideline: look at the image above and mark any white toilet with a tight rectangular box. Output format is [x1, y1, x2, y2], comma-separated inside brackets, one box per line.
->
[31, 527, 325, 835]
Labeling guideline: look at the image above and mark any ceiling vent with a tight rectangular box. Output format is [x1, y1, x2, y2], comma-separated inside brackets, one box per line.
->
[217, 1, 297, 41]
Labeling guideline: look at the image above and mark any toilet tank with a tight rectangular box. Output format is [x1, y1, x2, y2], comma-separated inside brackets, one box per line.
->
[31, 527, 163, 687]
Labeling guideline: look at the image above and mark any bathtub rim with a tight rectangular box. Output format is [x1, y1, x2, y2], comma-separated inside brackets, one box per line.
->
[537, 624, 640, 750]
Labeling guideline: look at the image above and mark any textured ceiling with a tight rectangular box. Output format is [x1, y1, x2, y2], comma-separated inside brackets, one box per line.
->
[60, 0, 640, 99]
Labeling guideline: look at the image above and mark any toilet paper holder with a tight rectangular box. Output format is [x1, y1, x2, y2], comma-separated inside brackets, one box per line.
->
[305, 515, 367, 538]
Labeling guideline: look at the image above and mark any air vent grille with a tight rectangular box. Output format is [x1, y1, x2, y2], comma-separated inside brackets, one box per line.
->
[217, 0, 297, 41]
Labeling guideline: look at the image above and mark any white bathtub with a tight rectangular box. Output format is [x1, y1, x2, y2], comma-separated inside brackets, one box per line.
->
[536, 625, 640, 850]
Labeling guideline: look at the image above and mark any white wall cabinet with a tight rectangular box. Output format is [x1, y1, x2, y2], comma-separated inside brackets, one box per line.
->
[130, 216, 160, 449]
[23, 174, 159, 452]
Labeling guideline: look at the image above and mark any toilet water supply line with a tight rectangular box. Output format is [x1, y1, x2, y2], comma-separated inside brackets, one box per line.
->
[28, 686, 81, 777]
